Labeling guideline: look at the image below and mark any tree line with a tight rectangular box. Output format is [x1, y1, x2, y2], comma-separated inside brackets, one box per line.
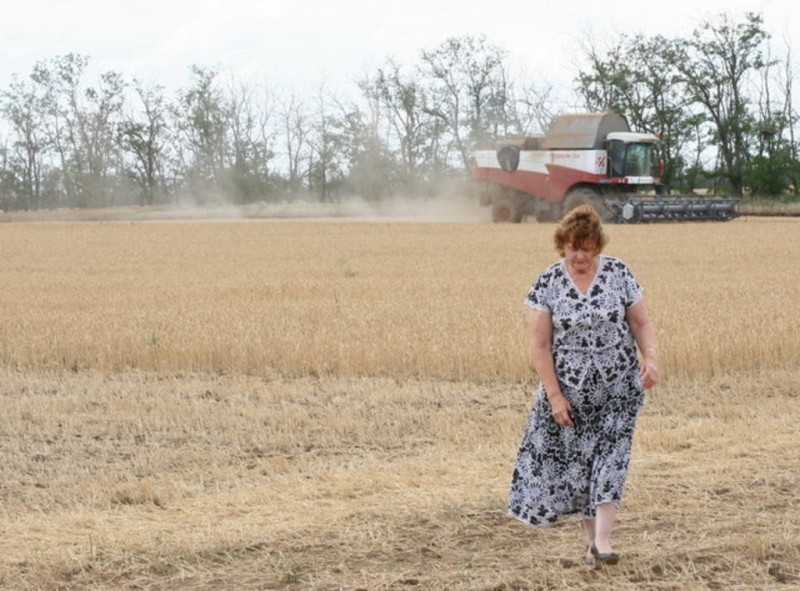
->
[1, 12, 797, 212]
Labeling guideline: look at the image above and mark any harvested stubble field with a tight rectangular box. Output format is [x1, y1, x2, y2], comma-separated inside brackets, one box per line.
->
[0, 216, 799, 590]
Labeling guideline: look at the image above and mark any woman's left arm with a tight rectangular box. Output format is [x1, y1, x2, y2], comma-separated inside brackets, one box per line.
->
[626, 300, 659, 390]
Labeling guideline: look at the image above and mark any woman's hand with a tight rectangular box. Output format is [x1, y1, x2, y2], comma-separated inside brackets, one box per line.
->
[640, 359, 658, 390]
[549, 392, 575, 427]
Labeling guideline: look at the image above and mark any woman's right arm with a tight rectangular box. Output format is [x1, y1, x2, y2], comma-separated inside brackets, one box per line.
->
[527, 308, 574, 426]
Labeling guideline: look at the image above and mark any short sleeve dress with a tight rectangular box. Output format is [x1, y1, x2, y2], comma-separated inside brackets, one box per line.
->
[508, 255, 645, 527]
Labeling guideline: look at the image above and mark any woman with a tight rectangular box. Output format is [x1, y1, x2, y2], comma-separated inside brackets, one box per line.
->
[508, 205, 658, 567]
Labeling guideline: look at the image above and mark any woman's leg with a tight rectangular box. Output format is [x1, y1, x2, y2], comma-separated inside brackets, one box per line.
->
[582, 518, 595, 546]
[582, 518, 595, 562]
[593, 502, 617, 554]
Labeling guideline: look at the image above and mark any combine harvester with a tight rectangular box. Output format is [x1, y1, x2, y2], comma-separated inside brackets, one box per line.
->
[471, 111, 740, 223]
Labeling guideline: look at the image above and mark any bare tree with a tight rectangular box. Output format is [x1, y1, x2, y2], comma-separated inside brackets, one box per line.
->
[741, 37, 799, 197]
[305, 83, 344, 202]
[278, 91, 312, 198]
[505, 79, 555, 138]
[778, 39, 799, 195]
[419, 35, 509, 169]
[222, 76, 277, 203]
[360, 59, 438, 194]
[329, 87, 394, 201]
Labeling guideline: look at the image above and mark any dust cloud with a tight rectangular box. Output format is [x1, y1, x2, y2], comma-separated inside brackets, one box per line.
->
[252, 193, 489, 223]
[0, 194, 491, 224]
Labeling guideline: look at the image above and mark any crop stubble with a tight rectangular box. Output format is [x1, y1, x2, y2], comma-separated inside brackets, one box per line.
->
[0, 218, 798, 589]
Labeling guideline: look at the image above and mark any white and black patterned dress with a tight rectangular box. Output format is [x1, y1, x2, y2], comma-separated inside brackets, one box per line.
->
[508, 255, 645, 527]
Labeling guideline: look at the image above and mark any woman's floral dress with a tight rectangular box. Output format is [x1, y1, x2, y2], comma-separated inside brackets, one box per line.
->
[508, 255, 645, 527]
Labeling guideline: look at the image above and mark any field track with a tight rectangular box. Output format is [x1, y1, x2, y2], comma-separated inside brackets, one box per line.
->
[1, 216, 798, 589]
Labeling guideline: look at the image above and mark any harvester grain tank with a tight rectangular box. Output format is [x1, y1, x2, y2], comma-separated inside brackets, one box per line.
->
[471, 111, 740, 223]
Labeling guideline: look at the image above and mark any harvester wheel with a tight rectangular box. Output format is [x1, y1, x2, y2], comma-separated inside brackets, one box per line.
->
[563, 189, 612, 222]
[497, 145, 520, 173]
[492, 200, 522, 223]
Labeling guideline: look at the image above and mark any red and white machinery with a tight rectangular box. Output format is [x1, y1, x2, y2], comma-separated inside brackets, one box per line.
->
[471, 111, 740, 223]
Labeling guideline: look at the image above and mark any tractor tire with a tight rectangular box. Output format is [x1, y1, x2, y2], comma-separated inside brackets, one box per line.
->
[492, 199, 522, 223]
[562, 188, 612, 222]
[496, 145, 520, 173]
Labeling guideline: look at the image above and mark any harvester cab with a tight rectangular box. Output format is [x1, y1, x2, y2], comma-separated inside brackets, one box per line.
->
[606, 132, 658, 180]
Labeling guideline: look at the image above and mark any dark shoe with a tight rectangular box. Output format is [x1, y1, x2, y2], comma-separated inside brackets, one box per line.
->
[591, 544, 621, 566]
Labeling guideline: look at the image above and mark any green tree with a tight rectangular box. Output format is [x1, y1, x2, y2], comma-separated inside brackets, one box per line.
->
[118, 80, 171, 205]
[576, 34, 705, 191]
[674, 13, 770, 196]
[305, 84, 346, 202]
[32, 54, 127, 207]
[172, 66, 229, 203]
[0, 74, 48, 209]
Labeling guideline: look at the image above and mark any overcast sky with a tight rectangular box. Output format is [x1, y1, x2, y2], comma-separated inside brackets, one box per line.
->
[0, 0, 796, 98]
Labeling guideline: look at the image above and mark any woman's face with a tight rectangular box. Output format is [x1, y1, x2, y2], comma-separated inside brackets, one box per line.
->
[564, 241, 598, 274]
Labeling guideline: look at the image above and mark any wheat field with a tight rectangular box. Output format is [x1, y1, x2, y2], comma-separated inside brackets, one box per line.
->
[0, 216, 799, 590]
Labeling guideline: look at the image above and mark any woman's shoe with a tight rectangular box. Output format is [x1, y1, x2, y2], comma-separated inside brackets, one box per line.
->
[591, 544, 621, 566]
